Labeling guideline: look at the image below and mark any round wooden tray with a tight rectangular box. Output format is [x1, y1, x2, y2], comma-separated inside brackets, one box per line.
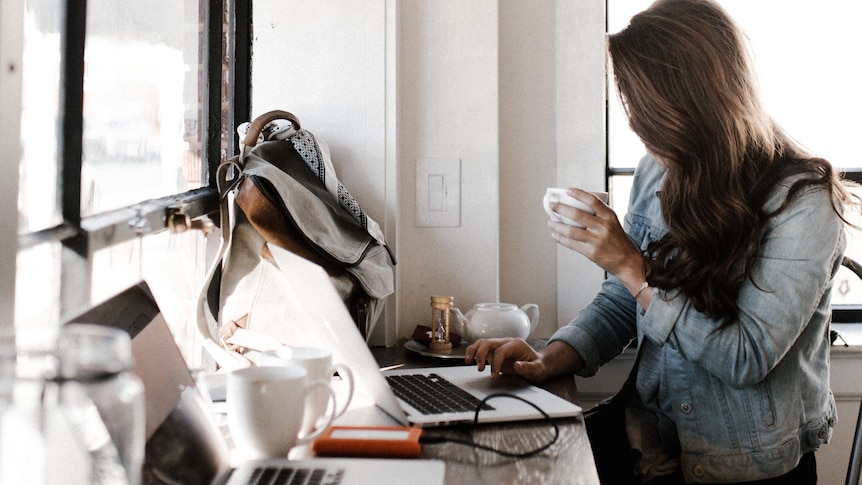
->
[403, 339, 469, 362]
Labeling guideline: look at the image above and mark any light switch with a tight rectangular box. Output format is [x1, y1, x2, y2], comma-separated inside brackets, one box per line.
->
[416, 158, 460, 227]
[428, 174, 447, 212]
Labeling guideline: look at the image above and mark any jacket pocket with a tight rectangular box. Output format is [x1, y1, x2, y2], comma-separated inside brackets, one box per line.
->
[756, 381, 777, 429]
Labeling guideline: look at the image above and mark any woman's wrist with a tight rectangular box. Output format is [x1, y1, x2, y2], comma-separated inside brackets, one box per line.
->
[616, 253, 648, 297]
[540, 340, 584, 376]
[633, 281, 650, 298]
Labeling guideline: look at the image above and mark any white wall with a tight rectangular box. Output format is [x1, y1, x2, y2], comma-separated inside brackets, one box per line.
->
[498, 1, 608, 336]
[251, 1, 388, 224]
[396, 0, 501, 338]
[252, 0, 607, 345]
[0, 0, 23, 333]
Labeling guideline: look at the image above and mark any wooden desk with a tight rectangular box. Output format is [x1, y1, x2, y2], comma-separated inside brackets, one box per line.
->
[368, 344, 600, 485]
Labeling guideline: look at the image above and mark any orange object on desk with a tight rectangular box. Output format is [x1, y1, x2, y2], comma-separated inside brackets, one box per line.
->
[312, 426, 423, 458]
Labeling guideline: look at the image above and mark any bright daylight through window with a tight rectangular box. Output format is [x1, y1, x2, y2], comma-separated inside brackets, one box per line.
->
[16, 0, 226, 362]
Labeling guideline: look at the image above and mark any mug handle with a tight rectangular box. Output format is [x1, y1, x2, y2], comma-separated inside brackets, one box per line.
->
[297, 381, 336, 444]
[330, 363, 354, 419]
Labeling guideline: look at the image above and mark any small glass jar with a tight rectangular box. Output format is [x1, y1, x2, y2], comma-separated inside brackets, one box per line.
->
[429, 296, 454, 355]
[0, 336, 58, 484]
[56, 324, 145, 485]
[0, 325, 146, 484]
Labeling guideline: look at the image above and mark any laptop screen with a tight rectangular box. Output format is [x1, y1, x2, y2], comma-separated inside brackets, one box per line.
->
[65, 281, 229, 484]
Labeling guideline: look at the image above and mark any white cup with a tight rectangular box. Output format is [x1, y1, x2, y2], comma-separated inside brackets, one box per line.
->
[543, 188, 608, 227]
[227, 365, 335, 459]
[259, 346, 354, 434]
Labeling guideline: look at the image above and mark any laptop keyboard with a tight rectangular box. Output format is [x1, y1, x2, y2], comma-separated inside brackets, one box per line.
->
[247, 466, 344, 485]
[386, 373, 495, 415]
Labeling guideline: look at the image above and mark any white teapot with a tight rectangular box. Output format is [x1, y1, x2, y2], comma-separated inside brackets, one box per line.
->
[451, 302, 539, 342]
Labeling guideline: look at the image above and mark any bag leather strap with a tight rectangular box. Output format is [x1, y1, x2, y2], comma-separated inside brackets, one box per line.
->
[196, 111, 299, 370]
[195, 155, 253, 371]
[242, 110, 300, 147]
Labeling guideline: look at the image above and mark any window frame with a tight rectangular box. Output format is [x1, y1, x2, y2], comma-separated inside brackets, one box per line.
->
[16, 0, 252, 321]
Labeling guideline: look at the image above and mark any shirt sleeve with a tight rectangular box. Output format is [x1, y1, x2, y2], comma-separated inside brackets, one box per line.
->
[549, 274, 639, 376]
[548, 154, 657, 376]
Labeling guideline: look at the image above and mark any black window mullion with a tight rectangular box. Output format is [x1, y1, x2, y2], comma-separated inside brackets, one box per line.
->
[228, 0, 252, 157]
[58, 0, 90, 320]
[204, 0, 226, 187]
[841, 170, 862, 185]
[59, 0, 86, 236]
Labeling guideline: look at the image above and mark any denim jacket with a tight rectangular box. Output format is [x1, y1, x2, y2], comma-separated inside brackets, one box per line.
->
[551, 154, 844, 482]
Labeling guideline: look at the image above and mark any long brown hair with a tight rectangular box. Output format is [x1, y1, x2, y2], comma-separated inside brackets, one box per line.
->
[608, 0, 853, 324]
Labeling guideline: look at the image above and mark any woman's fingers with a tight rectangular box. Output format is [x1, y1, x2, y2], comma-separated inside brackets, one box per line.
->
[465, 338, 540, 379]
[512, 359, 547, 382]
[548, 188, 608, 227]
[465, 338, 510, 371]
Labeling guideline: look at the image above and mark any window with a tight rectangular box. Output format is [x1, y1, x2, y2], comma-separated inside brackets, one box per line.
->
[607, 1, 862, 317]
[15, 0, 250, 363]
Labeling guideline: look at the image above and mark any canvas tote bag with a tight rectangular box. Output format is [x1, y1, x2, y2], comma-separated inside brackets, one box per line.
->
[196, 110, 395, 368]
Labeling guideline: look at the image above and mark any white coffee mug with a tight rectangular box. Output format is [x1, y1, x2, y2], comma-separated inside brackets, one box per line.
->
[227, 365, 335, 459]
[259, 346, 354, 434]
[543, 188, 609, 227]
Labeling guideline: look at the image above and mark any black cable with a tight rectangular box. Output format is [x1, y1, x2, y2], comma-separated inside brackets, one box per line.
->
[419, 393, 560, 459]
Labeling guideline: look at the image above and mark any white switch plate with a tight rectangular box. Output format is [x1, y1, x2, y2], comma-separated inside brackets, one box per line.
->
[416, 158, 460, 227]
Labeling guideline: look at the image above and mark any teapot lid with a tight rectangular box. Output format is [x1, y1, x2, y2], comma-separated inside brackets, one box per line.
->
[474, 302, 518, 311]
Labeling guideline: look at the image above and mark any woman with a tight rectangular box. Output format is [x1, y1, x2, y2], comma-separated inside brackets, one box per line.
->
[466, 0, 856, 483]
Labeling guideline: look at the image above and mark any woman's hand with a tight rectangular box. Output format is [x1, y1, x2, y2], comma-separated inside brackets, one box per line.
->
[465, 338, 585, 383]
[549, 188, 648, 301]
[464, 338, 547, 381]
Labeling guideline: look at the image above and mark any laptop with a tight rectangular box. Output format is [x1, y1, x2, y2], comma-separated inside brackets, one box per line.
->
[222, 245, 582, 429]
[67, 281, 445, 485]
